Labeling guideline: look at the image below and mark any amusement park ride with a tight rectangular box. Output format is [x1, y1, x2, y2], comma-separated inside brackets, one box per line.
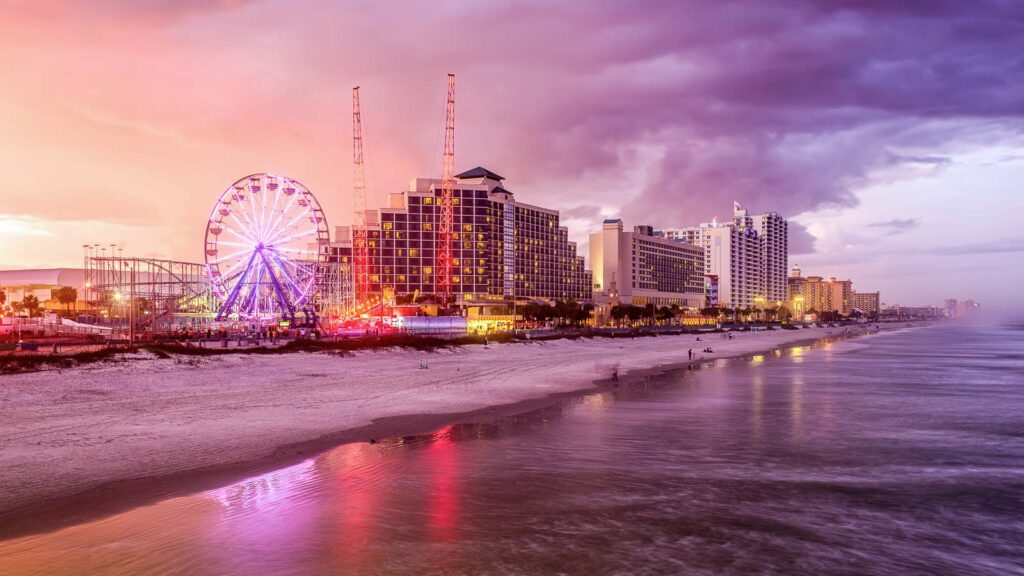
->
[204, 173, 330, 323]
[84, 74, 460, 332]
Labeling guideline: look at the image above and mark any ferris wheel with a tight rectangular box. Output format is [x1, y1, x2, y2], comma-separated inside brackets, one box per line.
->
[205, 173, 330, 321]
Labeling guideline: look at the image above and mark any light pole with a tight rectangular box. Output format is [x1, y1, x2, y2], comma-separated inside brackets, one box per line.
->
[113, 291, 123, 337]
[128, 262, 135, 346]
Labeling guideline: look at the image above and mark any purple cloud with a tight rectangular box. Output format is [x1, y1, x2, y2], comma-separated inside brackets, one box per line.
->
[869, 218, 921, 235]
[3, 0, 1023, 270]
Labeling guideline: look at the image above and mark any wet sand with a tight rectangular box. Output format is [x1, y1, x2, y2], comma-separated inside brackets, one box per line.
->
[0, 324, 915, 538]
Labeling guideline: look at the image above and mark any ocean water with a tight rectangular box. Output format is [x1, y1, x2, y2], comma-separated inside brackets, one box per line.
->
[1, 323, 1022, 575]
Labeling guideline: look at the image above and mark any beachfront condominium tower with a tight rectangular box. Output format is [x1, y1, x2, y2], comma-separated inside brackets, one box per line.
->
[750, 210, 788, 304]
[589, 220, 706, 309]
[661, 202, 787, 310]
[334, 167, 591, 306]
[793, 273, 854, 316]
[851, 291, 881, 316]
[662, 222, 761, 309]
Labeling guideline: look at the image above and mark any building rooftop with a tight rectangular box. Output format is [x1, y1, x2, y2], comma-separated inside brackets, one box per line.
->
[0, 268, 86, 288]
[456, 167, 504, 181]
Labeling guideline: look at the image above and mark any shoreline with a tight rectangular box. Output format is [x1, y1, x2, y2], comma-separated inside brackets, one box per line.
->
[0, 323, 923, 540]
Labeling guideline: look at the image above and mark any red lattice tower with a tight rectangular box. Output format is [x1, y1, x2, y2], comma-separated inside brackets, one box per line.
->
[352, 86, 370, 306]
[436, 73, 456, 308]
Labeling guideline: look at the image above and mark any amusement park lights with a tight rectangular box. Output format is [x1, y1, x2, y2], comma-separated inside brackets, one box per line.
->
[204, 173, 330, 321]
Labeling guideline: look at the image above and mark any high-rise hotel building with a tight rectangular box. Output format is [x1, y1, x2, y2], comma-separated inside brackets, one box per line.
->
[661, 203, 788, 309]
[751, 211, 788, 303]
[851, 291, 881, 316]
[332, 167, 591, 305]
[787, 266, 853, 316]
[589, 220, 706, 308]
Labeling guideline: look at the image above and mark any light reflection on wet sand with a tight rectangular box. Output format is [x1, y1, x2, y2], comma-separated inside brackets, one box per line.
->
[1, 324, 1022, 576]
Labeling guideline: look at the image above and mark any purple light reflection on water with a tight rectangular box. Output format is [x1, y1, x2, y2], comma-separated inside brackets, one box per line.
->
[0, 323, 1022, 575]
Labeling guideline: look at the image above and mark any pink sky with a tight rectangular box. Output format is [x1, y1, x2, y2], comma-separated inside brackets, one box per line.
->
[1, 1, 1022, 309]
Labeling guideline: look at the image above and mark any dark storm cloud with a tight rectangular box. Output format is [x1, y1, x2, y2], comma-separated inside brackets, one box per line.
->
[454, 0, 1024, 227]
[789, 223, 818, 255]
[10, 0, 1023, 238]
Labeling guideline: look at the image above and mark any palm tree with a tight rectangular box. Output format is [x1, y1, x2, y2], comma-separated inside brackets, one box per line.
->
[626, 305, 644, 326]
[719, 307, 734, 325]
[579, 303, 595, 326]
[22, 295, 41, 317]
[610, 305, 628, 326]
[641, 303, 655, 326]
[54, 286, 78, 312]
[656, 306, 674, 325]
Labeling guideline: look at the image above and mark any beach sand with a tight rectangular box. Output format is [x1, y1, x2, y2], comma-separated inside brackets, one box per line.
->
[0, 324, 910, 537]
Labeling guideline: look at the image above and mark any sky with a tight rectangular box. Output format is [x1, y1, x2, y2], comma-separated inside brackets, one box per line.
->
[0, 0, 1022, 309]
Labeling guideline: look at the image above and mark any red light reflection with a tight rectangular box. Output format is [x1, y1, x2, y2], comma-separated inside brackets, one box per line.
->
[426, 425, 461, 541]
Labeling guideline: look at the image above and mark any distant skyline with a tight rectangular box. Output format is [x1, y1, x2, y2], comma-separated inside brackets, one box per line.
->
[1, 1, 1021, 309]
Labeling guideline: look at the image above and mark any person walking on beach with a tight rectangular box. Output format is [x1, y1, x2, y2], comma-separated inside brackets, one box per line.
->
[688, 348, 692, 360]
